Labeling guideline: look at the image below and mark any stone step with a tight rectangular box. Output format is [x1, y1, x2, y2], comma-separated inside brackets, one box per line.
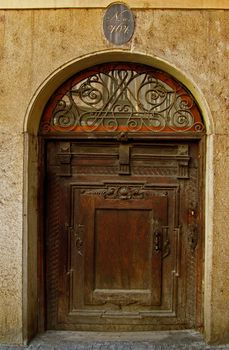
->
[1, 330, 229, 350]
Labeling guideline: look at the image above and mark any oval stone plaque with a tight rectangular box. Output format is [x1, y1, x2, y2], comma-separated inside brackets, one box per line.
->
[103, 2, 135, 45]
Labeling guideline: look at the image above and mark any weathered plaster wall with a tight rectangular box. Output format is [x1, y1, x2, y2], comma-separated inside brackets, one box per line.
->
[0, 8, 228, 345]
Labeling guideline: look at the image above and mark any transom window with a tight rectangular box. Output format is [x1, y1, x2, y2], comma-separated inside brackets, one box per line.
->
[40, 63, 204, 135]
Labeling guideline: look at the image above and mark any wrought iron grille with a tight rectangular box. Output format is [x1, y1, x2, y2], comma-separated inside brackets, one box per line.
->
[40, 63, 204, 134]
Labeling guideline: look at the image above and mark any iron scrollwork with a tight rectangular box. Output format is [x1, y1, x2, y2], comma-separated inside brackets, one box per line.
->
[40, 64, 204, 134]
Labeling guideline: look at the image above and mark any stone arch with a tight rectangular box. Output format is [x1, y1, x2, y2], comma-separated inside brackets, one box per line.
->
[23, 50, 213, 342]
[24, 50, 213, 135]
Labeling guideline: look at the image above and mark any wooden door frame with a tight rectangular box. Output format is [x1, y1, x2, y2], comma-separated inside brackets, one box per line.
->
[37, 133, 205, 333]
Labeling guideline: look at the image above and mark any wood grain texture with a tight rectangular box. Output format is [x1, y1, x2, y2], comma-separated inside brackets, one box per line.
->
[44, 139, 202, 330]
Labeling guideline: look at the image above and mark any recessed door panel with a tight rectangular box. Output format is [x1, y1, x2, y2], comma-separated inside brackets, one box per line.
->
[75, 194, 168, 310]
[94, 208, 151, 291]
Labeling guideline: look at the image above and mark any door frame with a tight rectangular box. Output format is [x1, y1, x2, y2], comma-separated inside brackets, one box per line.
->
[23, 50, 212, 343]
[37, 133, 205, 333]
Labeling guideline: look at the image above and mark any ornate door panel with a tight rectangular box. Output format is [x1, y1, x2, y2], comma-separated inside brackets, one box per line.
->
[45, 140, 201, 330]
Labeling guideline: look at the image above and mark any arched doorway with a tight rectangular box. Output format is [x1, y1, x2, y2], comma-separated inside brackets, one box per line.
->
[38, 62, 205, 331]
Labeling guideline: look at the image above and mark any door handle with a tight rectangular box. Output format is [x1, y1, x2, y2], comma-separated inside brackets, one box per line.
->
[154, 229, 162, 253]
[188, 223, 198, 251]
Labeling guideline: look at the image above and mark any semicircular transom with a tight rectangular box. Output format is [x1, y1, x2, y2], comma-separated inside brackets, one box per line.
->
[39, 62, 205, 136]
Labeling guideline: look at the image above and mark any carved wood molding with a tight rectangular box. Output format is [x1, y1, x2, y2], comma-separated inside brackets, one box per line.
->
[54, 141, 191, 178]
[81, 185, 145, 199]
[80, 184, 167, 200]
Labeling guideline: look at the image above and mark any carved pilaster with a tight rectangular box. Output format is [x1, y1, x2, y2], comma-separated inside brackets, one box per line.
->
[57, 142, 72, 176]
[177, 145, 190, 179]
[119, 143, 130, 175]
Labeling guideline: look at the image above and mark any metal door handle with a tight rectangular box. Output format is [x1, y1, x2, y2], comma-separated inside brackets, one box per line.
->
[188, 223, 198, 251]
[154, 229, 162, 253]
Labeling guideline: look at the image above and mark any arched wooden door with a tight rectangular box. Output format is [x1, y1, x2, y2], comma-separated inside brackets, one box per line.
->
[39, 63, 205, 331]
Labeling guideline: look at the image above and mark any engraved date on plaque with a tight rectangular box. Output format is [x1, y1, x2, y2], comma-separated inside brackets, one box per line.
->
[103, 2, 135, 45]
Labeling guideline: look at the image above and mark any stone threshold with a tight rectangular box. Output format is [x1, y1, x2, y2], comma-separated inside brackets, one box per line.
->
[0, 330, 229, 350]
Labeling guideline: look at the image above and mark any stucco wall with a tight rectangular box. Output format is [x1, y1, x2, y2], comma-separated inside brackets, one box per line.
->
[0, 8, 228, 345]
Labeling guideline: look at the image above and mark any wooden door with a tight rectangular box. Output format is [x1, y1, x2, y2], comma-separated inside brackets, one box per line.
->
[45, 139, 202, 331]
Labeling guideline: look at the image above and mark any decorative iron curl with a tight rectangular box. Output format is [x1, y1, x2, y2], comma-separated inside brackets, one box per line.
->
[78, 76, 104, 107]
[52, 99, 78, 131]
